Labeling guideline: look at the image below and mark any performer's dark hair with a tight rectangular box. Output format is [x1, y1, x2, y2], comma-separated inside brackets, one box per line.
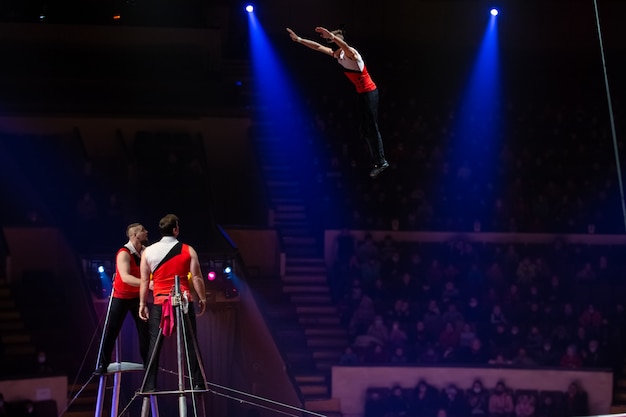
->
[327, 24, 346, 45]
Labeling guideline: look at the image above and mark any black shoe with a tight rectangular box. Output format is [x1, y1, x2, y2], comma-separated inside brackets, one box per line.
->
[369, 161, 389, 178]
[94, 363, 109, 376]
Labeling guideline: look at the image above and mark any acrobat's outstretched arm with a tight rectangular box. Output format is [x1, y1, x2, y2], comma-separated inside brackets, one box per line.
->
[315, 26, 358, 60]
[286, 27, 334, 56]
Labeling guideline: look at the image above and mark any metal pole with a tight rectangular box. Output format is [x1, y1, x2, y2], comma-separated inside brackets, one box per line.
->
[174, 275, 187, 417]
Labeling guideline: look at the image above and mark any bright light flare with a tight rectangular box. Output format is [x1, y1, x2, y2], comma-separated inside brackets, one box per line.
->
[245, 4, 254, 13]
[490, 8, 499, 16]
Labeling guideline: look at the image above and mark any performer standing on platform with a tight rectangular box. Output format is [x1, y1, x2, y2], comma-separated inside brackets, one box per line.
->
[95, 223, 150, 375]
[139, 214, 207, 392]
[286, 26, 389, 178]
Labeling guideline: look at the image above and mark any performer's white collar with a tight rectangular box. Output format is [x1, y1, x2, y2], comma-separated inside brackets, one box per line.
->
[160, 236, 178, 244]
[124, 241, 143, 256]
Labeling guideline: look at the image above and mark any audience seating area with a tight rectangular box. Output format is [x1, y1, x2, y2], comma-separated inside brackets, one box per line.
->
[363, 381, 586, 417]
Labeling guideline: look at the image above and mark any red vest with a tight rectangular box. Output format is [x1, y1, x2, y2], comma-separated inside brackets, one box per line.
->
[151, 243, 193, 305]
[112, 247, 141, 299]
[343, 66, 377, 93]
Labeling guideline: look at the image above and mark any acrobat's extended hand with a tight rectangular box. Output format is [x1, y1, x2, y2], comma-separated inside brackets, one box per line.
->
[315, 26, 333, 41]
[286, 28, 300, 42]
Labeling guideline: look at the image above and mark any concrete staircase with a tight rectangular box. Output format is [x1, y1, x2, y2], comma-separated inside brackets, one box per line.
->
[252, 120, 345, 416]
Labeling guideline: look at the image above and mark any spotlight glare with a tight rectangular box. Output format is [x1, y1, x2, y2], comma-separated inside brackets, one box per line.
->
[490, 8, 499, 16]
[245, 4, 254, 13]
[208, 271, 216, 281]
[224, 265, 232, 274]
[98, 265, 105, 274]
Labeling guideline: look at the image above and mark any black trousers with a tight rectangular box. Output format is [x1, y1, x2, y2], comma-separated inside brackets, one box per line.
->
[357, 88, 386, 166]
[98, 296, 150, 368]
[142, 303, 205, 391]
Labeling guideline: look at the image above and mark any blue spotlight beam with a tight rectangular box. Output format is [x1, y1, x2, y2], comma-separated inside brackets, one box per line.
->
[440, 13, 501, 228]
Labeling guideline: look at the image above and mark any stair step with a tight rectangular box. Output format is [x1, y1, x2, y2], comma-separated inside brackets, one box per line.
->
[271, 197, 305, 205]
[315, 361, 336, 371]
[0, 321, 25, 331]
[285, 247, 319, 256]
[283, 285, 329, 294]
[285, 264, 326, 274]
[284, 275, 327, 284]
[307, 338, 348, 348]
[300, 385, 329, 396]
[296, 305, 337, 315]
[0, 311, 21, 320]
[0, 299, 16, 309]
[4, 345, 37, 355]
[279, 227, 313, 236]
[290, 294, 332, 304]
[276, 212, 307, 221]
[286, 257, 325, 264]
[312, 350, 343, 360]
[283, 236, 317, 245]
[2, 333, 32, 344]
[276, 204, 306, 212]
[299, 316, 341, 326]
[304, 398, 342, 413]
[295, 374, 327, 384]
[304, 328, 347, 337]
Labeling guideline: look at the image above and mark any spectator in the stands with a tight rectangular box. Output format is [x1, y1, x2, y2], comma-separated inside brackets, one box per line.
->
[581, 338, 608, 368]
[390, 346, 408, 364]
[524, 325, 544, 357]
[439, 321, 460, 351]
[459, 322, 477, 349]
[388, 320, 408, 349]
[558, 303, 579, 334]
[381, 251, 404, 284]
[442, 303, 465, 331]
[511, 347, 537, 368]
[338, 345, 360, 365]
[356, 233, 379, 264]
[514, 391, 536, 417]
[485, 261, 507, 294]
[349, 295, 377, 337]
[364, 389, 388, 417]
[360, 255, 382, 290]
[536, 391, 562, 417]
[578, 303, 604, 337]
[364, 342, 388, 364]
[459, 337, 489, 365]
[516, 256, 537, 288]
[440, 384, 468, 417]
[387, 385, 410, 417]
[489, 323, 512, 359]
[411, 380, 439, 417]
[464, 296, 487, 329]
[574, 262, 596, 283]
[423, 299, 444, 339]
[488, 353, 512, 366]
[418, 345, 441, 365]
[465, 379, 489, 415]
[392, 272, 419, 301]
[487, 380, 514, 417]
[410, 320, 429, 359]
[564, 382, 588, 417]
[559, 344, 583, 369]
[489, 304, 508, 329]
[366, 315, 389, 346]
[535, 340, 560, 367]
